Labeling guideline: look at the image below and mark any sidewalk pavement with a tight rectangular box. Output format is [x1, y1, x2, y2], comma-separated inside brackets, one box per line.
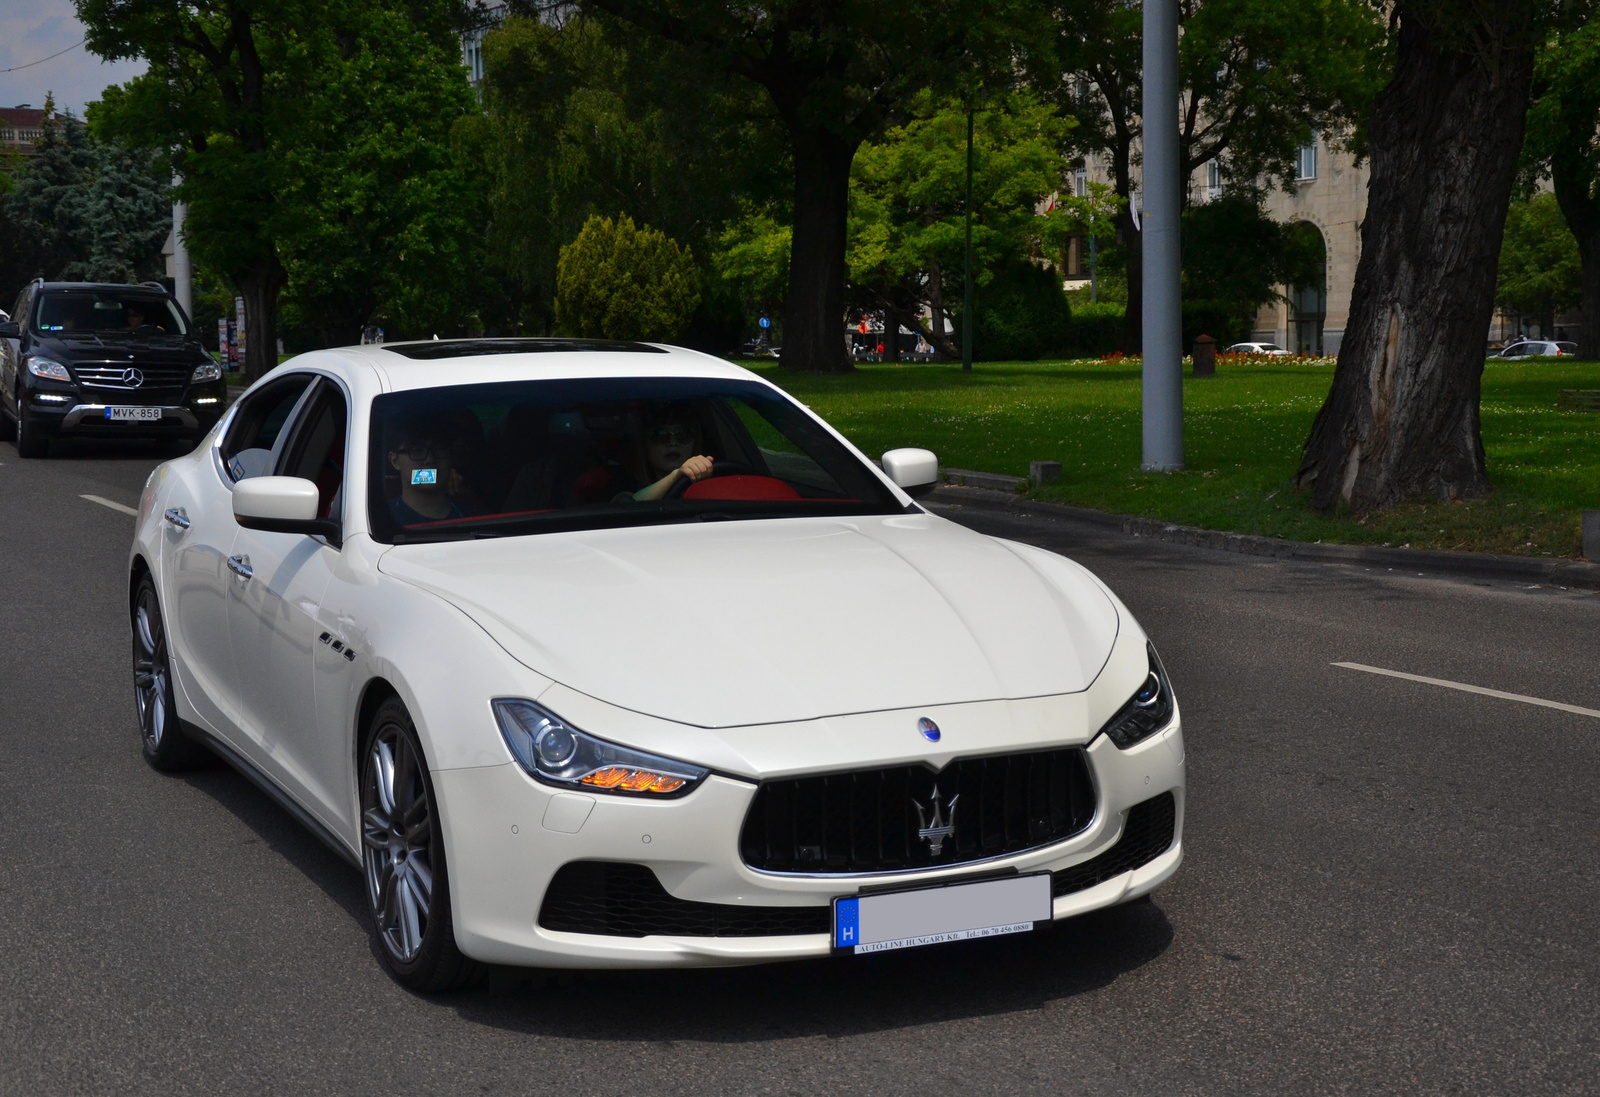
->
[927, 484, 1600, 592]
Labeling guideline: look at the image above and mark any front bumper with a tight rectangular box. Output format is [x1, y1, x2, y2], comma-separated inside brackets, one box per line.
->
[29, 401, 221, 437]
[437, 724, 1185, 969]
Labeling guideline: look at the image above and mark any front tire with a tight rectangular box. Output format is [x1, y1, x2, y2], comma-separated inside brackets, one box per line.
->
[132, 575, 210, 770]
[361, 697, 480, 992]
[14, 395, 46, 458]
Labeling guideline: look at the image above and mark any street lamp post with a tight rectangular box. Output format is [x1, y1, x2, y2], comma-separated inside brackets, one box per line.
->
[962, 104, 975, 373]
[1141, 0, 1183, 470]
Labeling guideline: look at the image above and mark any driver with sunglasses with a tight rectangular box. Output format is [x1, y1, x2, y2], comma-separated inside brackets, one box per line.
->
[632, 410, 715, 501]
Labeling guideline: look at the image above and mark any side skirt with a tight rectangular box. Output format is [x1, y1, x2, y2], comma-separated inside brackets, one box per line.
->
[182, 718, 362, 869]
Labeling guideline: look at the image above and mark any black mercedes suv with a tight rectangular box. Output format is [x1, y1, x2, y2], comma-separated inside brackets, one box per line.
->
[0, 280, 228, 458]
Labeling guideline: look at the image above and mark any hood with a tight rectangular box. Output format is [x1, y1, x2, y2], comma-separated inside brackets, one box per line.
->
[378, 513, 1118, 728]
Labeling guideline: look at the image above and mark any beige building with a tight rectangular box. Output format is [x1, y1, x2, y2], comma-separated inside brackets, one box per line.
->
[1070, 133, 1365, 355]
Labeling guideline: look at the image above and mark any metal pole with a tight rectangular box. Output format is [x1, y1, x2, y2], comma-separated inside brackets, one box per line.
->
[1141, 0, 1183, 470]
[962, 105, 975, 372]
[172, 195, 192, 318]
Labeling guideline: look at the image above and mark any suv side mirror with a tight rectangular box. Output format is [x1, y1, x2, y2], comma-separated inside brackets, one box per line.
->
[0, 321, 19, 338]
[233, 476, 341, 546]
[881, 448, 939, 498]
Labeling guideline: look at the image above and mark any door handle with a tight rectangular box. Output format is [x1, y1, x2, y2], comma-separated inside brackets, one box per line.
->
[226, 554, 253, 580]
[163, 507, 191, 530]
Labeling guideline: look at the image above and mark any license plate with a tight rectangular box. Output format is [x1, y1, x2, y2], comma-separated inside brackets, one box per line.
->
[832, 873, 1052, 955]
[105, 406, 163, 422]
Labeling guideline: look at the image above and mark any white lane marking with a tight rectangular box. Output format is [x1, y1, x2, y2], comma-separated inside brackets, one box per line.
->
[1332, 662, 1600, 720]
[81, 494, 139, 516]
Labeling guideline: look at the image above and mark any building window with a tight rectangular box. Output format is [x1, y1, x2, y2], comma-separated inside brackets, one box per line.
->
[1206, 160, 1222, 201]
[1074, 166, 1088, 198]
[463, 35, 486, 84]
[1295, 135, 1318, 182]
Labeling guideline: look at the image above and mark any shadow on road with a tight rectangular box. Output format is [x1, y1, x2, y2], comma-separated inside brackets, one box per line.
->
[452, 900, 1173, 1040]
[177, 754, 1175, 1040]
[178, 762, 369, 927]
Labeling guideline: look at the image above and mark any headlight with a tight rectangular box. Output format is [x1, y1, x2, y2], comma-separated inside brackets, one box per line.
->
[1098, 643, 1175, 749]
[191, 358, 223, 382]
[26, 357, 71, 382]
[492, 698, 709, 796]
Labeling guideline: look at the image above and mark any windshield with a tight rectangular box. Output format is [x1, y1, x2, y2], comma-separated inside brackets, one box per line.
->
[35, 290, 189, 336]
[367, 377, 905, 543]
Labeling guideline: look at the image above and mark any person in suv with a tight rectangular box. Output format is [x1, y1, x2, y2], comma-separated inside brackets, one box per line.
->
[0, 280, 227, 458]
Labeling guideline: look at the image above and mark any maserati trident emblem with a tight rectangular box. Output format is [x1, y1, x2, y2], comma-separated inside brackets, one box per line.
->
[120, 367, 144, 388]
[917, 716, 940, 742]
[914, 788, 960, 857]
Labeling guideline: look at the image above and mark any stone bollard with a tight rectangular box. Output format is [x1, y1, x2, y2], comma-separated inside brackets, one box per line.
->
[1029, 460, 1062, 487]
[1192, 334, 1217, 377]
[1585, 510, 1600, 563]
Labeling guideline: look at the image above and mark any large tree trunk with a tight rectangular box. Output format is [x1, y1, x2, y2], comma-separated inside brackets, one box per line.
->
[236, 264, 284, 385]
[1295, 11, 1536, 513]
[1551, 136, 1600, 361]
[780, 125, 857, 373]
[1118, 204, 1143, 355]
[1109, 137, 1141, 355]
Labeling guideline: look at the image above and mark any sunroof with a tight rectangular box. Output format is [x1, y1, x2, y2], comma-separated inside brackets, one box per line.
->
[385, 338, 667, 360]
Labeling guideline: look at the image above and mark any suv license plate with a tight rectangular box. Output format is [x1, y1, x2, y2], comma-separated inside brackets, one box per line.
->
[832, 872, 1052, 955]
[105, 407, 163, 422]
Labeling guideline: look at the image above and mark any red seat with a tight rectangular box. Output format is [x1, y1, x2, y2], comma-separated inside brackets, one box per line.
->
[683, 475, 801, 502]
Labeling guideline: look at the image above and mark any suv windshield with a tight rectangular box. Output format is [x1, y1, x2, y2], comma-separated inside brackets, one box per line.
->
[35, 290, 189, 336]
[368, 377, 905, 543]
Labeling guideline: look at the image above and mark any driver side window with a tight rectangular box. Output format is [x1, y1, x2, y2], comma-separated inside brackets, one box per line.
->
[221, 375, 315, 481]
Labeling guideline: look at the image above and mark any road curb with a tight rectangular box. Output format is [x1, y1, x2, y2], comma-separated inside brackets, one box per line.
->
[927, 485, 1600, 590]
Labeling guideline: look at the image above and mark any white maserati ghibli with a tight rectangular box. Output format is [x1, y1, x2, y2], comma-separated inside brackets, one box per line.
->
[128, 338, 1185, 990]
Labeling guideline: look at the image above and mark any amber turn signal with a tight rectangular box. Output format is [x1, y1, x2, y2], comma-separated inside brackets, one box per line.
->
[579, 767, 686, 794]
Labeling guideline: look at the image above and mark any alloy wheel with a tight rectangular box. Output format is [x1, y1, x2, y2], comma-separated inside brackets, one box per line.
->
[362, 725, 436, 964]
[132, 586, 170, 752]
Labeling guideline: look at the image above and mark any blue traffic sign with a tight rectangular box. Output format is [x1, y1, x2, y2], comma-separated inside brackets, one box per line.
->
[759, 316, 771, 328]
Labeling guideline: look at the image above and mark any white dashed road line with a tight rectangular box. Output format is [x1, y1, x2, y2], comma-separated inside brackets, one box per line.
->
[1332, 661, 1600, 720]
[80, 494, 139, 517]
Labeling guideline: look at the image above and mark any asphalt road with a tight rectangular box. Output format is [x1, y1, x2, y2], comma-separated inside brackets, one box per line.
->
[2, 436, 1598, 1096]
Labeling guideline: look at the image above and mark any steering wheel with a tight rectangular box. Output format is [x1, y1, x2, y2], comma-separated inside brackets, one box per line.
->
[663, 459, 760, 499]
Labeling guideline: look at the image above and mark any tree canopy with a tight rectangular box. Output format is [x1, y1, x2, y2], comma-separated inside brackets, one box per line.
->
[1040, 0, 1386, 352]
[79, 0, 478, 377]
[0, 102, 171, 301]
[577, 0, 1034, 371]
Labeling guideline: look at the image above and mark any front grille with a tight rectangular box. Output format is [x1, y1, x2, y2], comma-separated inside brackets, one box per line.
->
[740, 749, 1096, 875]
[539, 862, 829, 938]
[1051, 792, 1176, 897]
[72, 362, 191, 405]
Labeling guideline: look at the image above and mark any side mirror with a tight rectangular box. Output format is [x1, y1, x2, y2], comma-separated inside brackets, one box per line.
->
[881, 448, 939, 498]
[233, 476, 341, 546]
[0, 321, 19, 338]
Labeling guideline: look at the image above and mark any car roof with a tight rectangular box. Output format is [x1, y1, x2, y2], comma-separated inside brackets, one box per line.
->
[270, 338, 767, 396]
[37, 282, 172, 295]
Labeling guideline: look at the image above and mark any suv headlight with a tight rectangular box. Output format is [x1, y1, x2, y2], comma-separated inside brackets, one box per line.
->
[191, 358, 223, 383]
[1098, 643, 1176, 749]
[492, 698, 709, 796]
[26, 357, 71, 382]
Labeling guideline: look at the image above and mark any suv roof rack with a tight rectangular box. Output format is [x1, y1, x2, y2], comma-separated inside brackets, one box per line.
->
[139, 281, 167, 291]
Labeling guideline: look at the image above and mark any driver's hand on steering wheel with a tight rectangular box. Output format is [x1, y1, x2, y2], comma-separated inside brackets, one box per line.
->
[678, 455, 714, 483]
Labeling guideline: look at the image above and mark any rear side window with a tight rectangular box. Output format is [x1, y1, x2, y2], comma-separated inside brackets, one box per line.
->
[279, 382, 349, 520]
[222, 375, 316, 481]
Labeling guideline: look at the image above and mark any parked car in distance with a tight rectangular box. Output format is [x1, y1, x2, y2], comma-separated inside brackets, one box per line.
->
[0, 279, 226, 458]
[1223, 342, 1291, 356]
[1497, 340, 1578, 360]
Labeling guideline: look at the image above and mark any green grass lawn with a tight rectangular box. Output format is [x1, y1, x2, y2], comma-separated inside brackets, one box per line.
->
[742, 356, 1600, 559]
